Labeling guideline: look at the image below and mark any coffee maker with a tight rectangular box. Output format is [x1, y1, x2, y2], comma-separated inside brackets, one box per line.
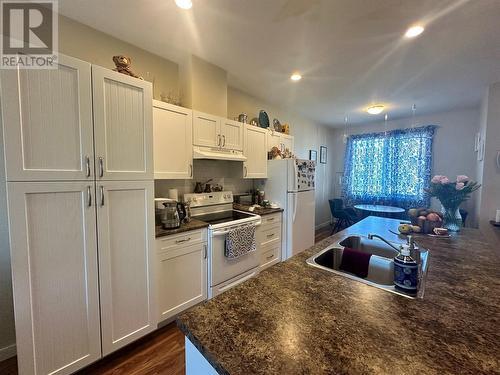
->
[161, 199, 186, 229]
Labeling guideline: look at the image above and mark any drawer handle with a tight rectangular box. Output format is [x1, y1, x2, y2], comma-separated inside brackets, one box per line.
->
[266, 233, 275, 238]
[266, 254, 274, 260]
[175, 237, 191, 244]
[267, 217, 275, 221]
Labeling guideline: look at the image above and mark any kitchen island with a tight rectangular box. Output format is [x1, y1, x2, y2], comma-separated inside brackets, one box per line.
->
[177, 216, 500, 374]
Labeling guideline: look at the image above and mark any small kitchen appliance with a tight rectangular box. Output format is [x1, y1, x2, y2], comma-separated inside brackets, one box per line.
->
[161, 199, 186, 229]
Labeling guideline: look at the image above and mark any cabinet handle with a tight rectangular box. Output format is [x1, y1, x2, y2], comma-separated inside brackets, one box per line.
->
[267, 233, 275, 238]
[222, 135, 226, 147]
[100, 186, 105, 206]
[175, 237, 191, 244]
[266, 254, 274, 260]
[244, 166, 248, 177]
[189, 164, 193, 177]
[203, 244, 207, 259]
[217, 135, 221, 147]
[85, 156, 91, 177]
[98, 157, 104, 178]
[267, 217, 275, 221]
[87, 186, 92, 207]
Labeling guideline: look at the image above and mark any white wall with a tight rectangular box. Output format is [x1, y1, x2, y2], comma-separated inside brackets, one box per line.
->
[476, 83, 500, 244]
[228, 87, 336, 228]
[330, 107, 481, 226]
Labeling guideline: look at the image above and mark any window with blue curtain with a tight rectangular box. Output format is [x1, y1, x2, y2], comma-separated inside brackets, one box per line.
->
[342, 125, 436, 209]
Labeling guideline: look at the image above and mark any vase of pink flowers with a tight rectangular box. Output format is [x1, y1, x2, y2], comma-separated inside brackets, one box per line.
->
[425, 175, 480, 232]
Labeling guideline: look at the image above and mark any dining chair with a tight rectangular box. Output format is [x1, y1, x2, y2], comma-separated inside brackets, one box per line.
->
[329, 199, 358, 234]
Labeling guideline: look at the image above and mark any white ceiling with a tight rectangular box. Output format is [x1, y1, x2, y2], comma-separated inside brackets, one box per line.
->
[58, 0, 500, 126]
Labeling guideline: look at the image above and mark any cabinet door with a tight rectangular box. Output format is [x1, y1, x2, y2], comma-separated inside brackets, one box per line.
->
[153, 101, 193, 179]
[0, 54, 94, 181]
[243, 125, 268, 178]
[267, 131, 281, 152]
[193, 111, 220, 148]
[7, 182, 101, 375]
[220, 119, 243, 151]
[157, 242, 207, 322]
[92, 66, 153, 180]
[97, 181, 156, 355]
[281, 134, 294, 153]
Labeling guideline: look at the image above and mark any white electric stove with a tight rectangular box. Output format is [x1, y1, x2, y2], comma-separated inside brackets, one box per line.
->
[184, 191, 261, 298]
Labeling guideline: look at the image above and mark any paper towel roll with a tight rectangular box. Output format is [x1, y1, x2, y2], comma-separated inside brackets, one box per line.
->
[168, 188, 179, 201]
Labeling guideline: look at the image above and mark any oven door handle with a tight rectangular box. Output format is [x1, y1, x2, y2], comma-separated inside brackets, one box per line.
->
[212, 220, 261, 236]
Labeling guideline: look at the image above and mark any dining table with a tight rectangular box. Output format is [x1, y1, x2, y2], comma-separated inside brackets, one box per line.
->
[354, 204, 405, 218]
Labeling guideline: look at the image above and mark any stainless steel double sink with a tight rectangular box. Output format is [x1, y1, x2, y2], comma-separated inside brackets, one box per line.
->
[306, 235, 429, 299]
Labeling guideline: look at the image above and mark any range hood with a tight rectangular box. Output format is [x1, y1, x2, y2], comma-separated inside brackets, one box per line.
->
[193, 146, 247, 162]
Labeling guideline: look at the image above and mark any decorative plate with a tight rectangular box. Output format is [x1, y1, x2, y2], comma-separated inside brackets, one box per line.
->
[259, 110, 270, 128]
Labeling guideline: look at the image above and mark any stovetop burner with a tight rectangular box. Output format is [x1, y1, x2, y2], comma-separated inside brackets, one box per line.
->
[194, 210, 255, 225]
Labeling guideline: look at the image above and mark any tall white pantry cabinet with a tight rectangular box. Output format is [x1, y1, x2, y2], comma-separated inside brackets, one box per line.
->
[1, 54, 156, 375]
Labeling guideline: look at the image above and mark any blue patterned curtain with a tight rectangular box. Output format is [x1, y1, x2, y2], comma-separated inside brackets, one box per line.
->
[343, 125, 436, 209]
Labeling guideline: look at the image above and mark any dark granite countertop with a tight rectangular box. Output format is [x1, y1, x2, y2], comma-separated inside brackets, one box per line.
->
[155, 219, 209, 238]
[233, 203, 284, 216]
[177, 216, 500, 374]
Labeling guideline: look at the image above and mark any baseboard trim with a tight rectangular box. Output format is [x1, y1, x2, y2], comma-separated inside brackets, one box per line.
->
[0, 343, 16, 361]
[315, 221, 331, 230]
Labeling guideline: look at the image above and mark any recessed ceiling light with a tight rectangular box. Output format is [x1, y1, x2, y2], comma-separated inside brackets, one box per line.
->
[175, 0, 192, 9]
[366, 105, 385, 115]
[405, 25, 424, 38]
[290, 73, 302, 81]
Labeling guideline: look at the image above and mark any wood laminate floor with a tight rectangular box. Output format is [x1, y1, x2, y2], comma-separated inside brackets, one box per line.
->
[0, 323, 185, 375]
[0, 228, 332, 375]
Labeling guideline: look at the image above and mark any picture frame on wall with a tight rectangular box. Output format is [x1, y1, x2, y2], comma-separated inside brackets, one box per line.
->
[309, 150, 317, 162]
[320, 146, 327, 164]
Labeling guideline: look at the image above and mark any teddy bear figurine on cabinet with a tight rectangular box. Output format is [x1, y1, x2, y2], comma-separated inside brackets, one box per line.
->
[112, 55, 143, 79]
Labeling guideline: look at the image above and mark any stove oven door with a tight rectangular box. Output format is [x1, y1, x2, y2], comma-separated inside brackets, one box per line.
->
[210, 225, 260, 287]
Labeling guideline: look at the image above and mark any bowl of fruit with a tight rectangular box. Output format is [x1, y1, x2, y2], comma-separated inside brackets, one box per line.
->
[406, 208, 444, 234]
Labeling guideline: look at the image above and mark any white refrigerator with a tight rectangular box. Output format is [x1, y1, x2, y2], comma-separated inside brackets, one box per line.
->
[264, 159, 316, 260]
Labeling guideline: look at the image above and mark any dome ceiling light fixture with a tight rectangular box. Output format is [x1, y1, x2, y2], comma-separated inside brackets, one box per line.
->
[405, 25, 424, 38]
[175, 0, 192, 10]
[366, 105, 385, 115]
[290, 73, 302, 81]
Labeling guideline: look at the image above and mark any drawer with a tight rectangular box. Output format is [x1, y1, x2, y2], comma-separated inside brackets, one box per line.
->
[156, 229, 207, 253]
[257, 223, 281, 248]
[260, 213, 281, 226]
[260, 244, 281, 270]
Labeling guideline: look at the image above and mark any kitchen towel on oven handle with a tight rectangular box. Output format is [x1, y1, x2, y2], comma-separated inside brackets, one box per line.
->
[224, 224, 257, 259]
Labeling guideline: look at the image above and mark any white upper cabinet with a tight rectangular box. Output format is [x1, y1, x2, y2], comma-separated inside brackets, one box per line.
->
[97, 180, 156, 356]
[281, 134, 294, 153]
[7, 181, 101, 375]
[267, 130, 294, 153]
[220, 119, 244, 151]
[193, 111, 244, 151]
[193, 111, 220, 148]
[153, 101, 193, 179]
[243, 125, 268, 178]
[92, 66, 153, 181]
[0, 54, 94, 181]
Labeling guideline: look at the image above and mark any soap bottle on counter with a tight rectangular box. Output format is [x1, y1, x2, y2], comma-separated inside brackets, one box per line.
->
[393, 244, 419, 295]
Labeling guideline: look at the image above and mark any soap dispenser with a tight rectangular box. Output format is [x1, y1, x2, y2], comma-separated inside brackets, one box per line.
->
[394, 244, 419, 294]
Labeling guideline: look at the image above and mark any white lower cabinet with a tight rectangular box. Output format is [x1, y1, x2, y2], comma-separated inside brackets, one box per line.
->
[156, 229, 208, 323]
[7, 181, 156, 374]
[257, 213, 283, 271]
[97, 181, 156, 356]
[7, 182, 101, 375]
